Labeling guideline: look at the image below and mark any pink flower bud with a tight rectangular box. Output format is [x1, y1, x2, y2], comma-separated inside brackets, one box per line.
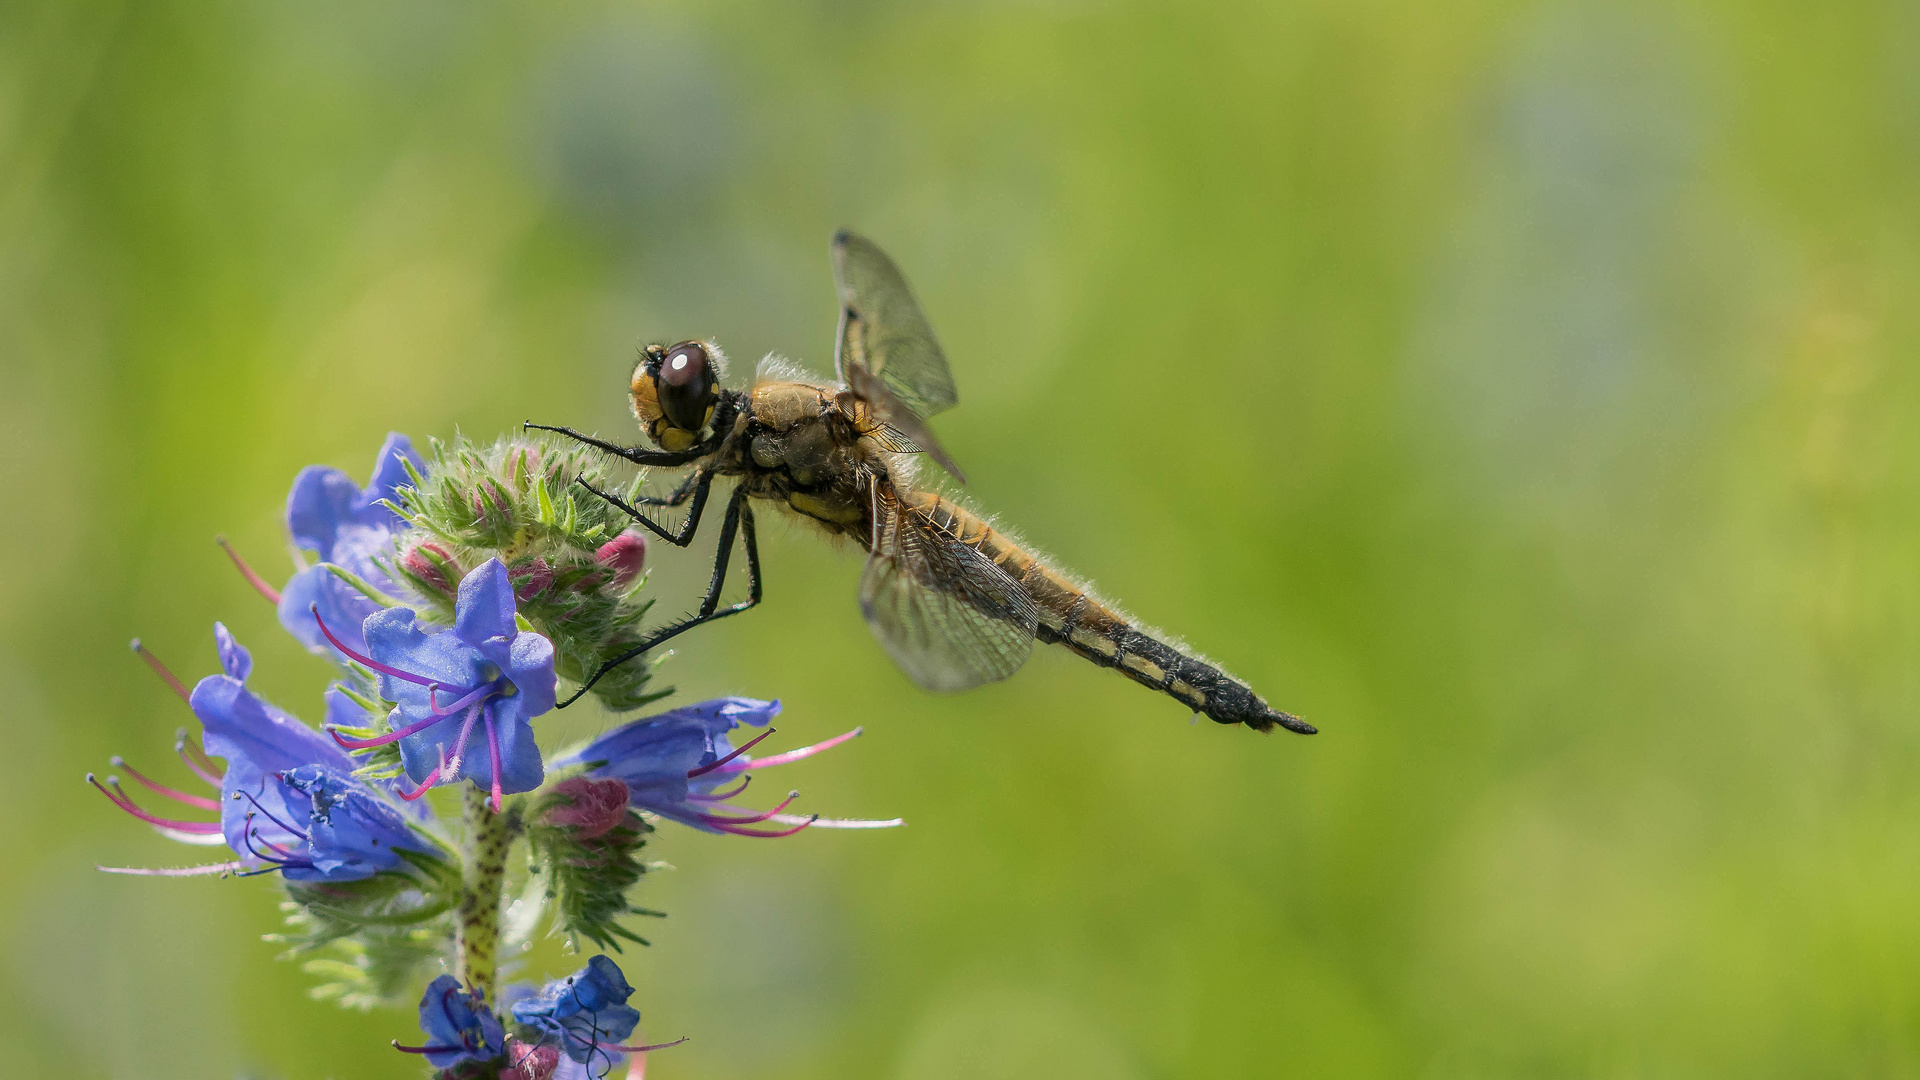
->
[510, 558, 554, 602]
[502, 1038, 561, 1080]
[594, 530, 648, 588]
[400, 542, 458, 594]
[546, 777, 631, 840]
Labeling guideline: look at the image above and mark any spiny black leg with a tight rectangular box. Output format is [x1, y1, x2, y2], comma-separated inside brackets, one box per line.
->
[557, 486, 765, 709]
[624, 468, 705, 508]
[523, 422, 708, 468]
[578, 472, 711, 548]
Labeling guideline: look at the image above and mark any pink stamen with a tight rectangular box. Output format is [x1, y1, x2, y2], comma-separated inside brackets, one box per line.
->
[442, 703, 484, 780]
[310, 604, 439, 686]
[714, 726, 864, 773]
[217, 536, 283, 604]
[686, 729, 775, 778]
[391, 1042, 466, 1056]
[131, 639, 191, 702]
[236, 787, 310, 840]
[97, 860, 245, 877]
[708, 815, 817, 838]
[328, 698, 471, 750]
[89, 774, 221, 833]
[766, 813, 905, 829]
[607, 1037, 689, 1053]
[176, 730, 225, 785]
[697, 791, 799, 825]
[396, 768, 440, 802]
[484, 710, 504, 814]
[109, 756, 220, 810]
[687, 775, 752, 802]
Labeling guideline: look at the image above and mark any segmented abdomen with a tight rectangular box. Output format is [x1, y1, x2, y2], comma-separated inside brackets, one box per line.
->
[898, 491, 1312, 734]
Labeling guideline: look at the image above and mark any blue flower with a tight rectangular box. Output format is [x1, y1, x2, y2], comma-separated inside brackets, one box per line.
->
[395, 975, 505, 1070]
[94, 624, 435, 881]
[553, 698, 900, 837]
[277, 432, 424, 660]
[324, 558, 555, 809]
[509, 955, 641, 1071]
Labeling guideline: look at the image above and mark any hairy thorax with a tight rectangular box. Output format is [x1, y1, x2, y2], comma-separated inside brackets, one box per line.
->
[716, 380, 884, 536]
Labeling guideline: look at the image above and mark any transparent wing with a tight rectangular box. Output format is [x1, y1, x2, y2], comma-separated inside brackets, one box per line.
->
[832, 230, 960, 420]
[859, 486, 1038, 692]
[844, 361, 966, 482]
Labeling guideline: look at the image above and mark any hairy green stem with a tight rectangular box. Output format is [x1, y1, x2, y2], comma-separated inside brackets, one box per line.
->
[455, 786, 512, 1003]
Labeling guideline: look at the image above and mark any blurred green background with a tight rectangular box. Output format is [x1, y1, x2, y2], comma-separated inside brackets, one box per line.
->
[6, 0, 1920, 1076]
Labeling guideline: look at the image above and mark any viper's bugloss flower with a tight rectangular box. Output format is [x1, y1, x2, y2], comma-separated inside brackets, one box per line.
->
[395, 975, 506, 1070]
[95, 624, 437, 881]
[508, 955, 681, 1075]
[278, 432, 425, 659]
[322, 558, 555, 810]
[552, 697, 902, 837]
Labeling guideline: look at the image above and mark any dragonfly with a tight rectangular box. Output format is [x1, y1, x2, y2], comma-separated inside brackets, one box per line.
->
[528, 231, 1314, 735]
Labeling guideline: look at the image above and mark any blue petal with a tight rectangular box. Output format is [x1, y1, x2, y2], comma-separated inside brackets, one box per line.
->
[417, 974, 505, 1070]
[501, 630, 557, 719]
[511, 957, 641, 1064]
[552, 697, 780, 780]
[572, 955, 636, 1013]
[285, 466, 365, 560]
[192, 675, 351, 777]
[219, 762, 311, 870]
[284, 764, 428, 877]
[363, 433, 424, 529]
[365, 607, 491, 697]
[453, 559, 518, 648]
[278, 565, 383, 659]
[213, 622, 252, 682]
[460, 695, 544, 795]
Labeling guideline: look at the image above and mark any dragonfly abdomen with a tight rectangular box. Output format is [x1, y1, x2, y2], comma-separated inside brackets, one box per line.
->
[905, 492, 1314, 735]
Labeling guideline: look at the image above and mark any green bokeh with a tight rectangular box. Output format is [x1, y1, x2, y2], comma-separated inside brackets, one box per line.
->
[6, 1, 1920, 1076]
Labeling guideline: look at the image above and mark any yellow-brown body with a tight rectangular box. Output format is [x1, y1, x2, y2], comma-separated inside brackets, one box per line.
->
[663, 376, 1278, 726]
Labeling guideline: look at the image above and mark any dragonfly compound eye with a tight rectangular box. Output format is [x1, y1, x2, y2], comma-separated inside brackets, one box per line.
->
[657, 341, 718, 432]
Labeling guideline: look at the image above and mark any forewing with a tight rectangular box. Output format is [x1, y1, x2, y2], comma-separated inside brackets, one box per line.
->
[832, 230, 960, 420]
[859, 489, 1038, 692]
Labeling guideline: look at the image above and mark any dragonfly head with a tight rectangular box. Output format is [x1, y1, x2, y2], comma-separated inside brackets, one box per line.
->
[632, 340, 723, 452]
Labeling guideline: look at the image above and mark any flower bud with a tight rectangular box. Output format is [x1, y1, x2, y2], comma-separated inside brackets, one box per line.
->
[544, 777, 631, 841]
[400, 542, 459, 595]
[501, 1038, 560, 1080]
[594, 530, 648, 588]
[511, 557, 554, 602]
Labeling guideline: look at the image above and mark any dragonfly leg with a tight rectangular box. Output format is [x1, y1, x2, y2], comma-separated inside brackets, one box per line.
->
[557, 485, 764, 708]
[577, 472, 712, 548]
[622, 468, 706, 508]
[523, 422, 710, 468]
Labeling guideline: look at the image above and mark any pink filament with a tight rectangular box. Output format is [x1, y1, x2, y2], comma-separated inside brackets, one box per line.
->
[714, 726, 863, 773]
[110, 757, 220, 810]
[329, 693, 482, 751]
[217, 536, 283, 604]
[697, 792, 799, 825]
[708, 815, 817, 839]
[90, 775, 221, 834]
[484, 710, 504, 813]
[686, 728, 775, 779]
[96, 860, 245, 877]
[310, 604, 439, 686]
[176, 731, 225, 785]
[687, 775, 752, 802]
[131, 640, 191, 703]
[607, 1037, 689, 1054]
